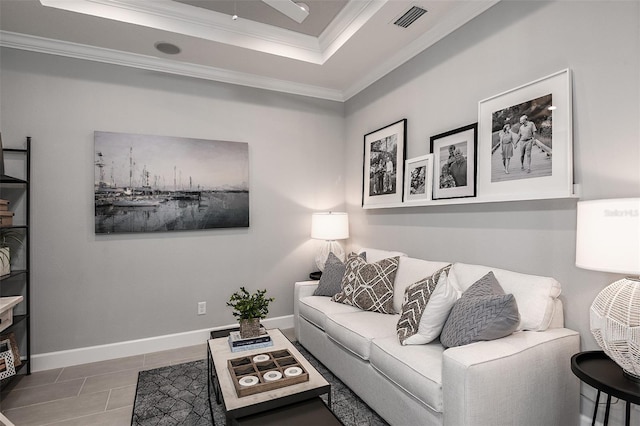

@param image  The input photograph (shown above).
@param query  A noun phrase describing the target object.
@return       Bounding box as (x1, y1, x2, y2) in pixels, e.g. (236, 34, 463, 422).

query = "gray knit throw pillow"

(440, 271, 520, 348)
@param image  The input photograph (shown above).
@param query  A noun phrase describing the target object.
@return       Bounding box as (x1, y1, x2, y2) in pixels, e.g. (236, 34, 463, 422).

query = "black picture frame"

(430, 123, 477, 200)
(362, 119, 407, 208)
(0, 133, 5, 177)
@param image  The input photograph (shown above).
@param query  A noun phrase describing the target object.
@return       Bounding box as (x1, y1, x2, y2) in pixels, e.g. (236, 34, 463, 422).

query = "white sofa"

(294, 248, 580, 426)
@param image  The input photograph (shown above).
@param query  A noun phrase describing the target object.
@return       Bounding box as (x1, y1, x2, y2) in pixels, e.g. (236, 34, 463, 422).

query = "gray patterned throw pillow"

(314, 252, 346, 297)
(332, 252, 368, 306)
(351, 256, 400, 314)
(396, 265, 451, 345)
(440, 271, 520, 348)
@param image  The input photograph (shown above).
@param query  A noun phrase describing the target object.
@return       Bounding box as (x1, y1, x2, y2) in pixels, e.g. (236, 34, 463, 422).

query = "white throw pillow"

(404, 271, 460, 345)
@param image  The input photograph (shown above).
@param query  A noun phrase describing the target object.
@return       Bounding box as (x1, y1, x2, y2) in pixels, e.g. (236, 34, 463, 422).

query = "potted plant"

(0, 229, 23, 277)
(227, 287, 275, 338)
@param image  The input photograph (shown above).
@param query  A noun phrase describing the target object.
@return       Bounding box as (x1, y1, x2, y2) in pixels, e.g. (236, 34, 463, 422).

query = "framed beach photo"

(477, 69, 573, 200)
(403, 154, 433, 203)
(362, 119, 406, 208)
(430, 123, 477, 200)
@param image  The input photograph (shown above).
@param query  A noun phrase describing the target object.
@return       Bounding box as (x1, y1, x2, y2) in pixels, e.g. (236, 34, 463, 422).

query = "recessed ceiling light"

(296, 2, 309, 13)
(154, 42, 181, 55)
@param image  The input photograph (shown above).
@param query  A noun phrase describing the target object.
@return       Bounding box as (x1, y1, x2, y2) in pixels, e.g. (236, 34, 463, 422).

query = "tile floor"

(0, 328, 296, 426)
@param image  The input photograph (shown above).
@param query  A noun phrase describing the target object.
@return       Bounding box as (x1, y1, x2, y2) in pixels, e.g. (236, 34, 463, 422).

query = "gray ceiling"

(0, 0, 500, 101)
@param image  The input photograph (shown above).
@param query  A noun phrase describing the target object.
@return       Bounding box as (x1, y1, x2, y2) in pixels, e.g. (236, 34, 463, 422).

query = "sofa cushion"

(397, 265, 451, 345)
(298, 296, 361, 330)
(440, 272, 520, 348)
(369, 335, 445, 412)
(450, 263, 561, 331)
(358, 248, 408, 263)
(325, 311, 399, 360)
(392, 257, 452, 313)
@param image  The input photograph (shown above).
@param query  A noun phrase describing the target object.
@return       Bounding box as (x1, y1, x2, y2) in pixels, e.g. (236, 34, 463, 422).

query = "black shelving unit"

(0, 136, 31, 387)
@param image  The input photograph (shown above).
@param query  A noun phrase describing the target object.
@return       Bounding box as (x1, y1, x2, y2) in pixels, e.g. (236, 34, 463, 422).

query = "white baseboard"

(31, 315, 294, 372)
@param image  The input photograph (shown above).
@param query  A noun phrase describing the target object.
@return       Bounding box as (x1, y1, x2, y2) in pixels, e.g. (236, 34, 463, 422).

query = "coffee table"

(207, 328, 332, 425)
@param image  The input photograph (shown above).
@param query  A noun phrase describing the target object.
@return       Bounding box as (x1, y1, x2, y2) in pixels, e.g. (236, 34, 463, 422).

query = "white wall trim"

(31, 315, 294, 372)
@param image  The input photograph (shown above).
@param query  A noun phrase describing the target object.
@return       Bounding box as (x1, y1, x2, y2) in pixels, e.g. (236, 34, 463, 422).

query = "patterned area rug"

(132, 343, 388, 425)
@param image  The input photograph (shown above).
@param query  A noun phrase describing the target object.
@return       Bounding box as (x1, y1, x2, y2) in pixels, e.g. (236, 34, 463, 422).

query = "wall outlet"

(197, 301, 206, 315)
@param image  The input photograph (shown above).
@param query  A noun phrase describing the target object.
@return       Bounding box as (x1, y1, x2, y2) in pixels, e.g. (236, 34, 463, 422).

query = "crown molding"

(318, 0, 387, 60)
(40, 0, 324, 63)
(38, 0, 388, 65)
(0, 31, 345, 102)
(3, 1, 499, 103)
(342, 0, 501, 100)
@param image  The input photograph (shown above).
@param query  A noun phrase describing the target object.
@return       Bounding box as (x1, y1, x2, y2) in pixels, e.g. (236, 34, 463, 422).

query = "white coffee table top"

(208, 328, 330, 413)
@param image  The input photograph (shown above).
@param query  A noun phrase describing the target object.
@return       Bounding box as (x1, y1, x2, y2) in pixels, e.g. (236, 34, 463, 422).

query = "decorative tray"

(227, 349, 309, 397)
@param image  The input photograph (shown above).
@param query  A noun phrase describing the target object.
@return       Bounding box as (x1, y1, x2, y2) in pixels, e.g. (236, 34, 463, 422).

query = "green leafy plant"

(227, 287, 275, 320)
(0, 229, 24, 270)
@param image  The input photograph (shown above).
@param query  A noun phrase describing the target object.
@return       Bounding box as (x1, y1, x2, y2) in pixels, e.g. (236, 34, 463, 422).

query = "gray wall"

(345, 0, 639, 350)
(0, 49, 345, 353)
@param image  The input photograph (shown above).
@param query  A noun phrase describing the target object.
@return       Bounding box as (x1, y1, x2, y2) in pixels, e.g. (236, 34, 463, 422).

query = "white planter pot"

(0, 247, 10, 277)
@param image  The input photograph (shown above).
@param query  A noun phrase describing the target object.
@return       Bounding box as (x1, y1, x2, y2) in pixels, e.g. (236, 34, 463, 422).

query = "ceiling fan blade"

(261, 0, 309, 24)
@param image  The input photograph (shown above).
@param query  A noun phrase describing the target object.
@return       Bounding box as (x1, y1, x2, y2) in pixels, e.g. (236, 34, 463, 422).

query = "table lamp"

(311, 212, 349, 271)
(576, 198, 640, 381)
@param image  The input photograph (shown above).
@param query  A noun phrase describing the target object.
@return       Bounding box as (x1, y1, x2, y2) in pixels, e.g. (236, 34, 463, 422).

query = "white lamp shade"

(311, 212, 349, 241)
(576, 198, 640, 275)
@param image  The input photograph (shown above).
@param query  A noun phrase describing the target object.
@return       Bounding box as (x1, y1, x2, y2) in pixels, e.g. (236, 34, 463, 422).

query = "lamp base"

(315, 240, 345, 271)
(590, 277, 640, 380)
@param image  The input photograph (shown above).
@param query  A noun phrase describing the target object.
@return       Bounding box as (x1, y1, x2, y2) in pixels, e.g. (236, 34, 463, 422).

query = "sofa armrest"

(294, 280, 319, 340)
(442, 328, 580, 426)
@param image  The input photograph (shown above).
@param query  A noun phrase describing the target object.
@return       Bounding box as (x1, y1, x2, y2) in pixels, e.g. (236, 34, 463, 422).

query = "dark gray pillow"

(313, 252, 346, 297)
(440, 271, 520, 348)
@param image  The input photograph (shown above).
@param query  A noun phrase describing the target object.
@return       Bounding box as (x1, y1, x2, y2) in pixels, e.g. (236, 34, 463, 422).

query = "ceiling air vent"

(393, 6, 427, 28)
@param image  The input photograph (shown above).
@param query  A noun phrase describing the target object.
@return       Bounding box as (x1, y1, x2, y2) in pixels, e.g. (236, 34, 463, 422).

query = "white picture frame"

(403, 154, 433, 203)
(477, 69, 573, 201)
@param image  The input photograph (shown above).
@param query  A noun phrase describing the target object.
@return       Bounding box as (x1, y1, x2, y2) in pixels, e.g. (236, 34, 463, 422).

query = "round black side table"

(571, 351, 640, 426)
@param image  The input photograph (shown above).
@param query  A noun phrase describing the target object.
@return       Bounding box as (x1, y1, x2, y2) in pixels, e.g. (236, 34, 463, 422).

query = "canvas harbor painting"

(94, 131, 249, 234)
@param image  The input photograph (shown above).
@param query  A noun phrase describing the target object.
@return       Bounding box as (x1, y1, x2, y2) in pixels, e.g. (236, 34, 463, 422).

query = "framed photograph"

(430, 123, 477, 200)
(403, 154, 433, 203)
(0, 133, 4, 177)
(478, 69, 573, 200)
(94, 132, 249, 234)
(362, 119, 406, 208)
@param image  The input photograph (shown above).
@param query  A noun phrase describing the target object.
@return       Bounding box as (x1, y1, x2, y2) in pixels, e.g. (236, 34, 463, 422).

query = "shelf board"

(0, 174, 27, 185)
(0, 270, 28, 282)
(0, 225, 28, 230)
(363, 192, 579, 209)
